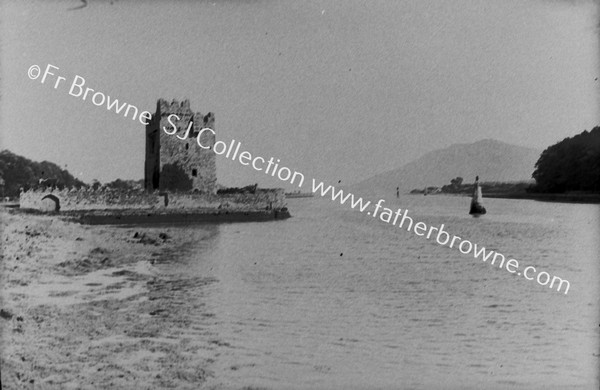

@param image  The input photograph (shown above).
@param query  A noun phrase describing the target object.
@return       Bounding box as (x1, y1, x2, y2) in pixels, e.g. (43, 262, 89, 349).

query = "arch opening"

(41, 194, 60, 212)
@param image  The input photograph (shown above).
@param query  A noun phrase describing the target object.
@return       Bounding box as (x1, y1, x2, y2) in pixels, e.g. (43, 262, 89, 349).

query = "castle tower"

(144, 99, 217, 193)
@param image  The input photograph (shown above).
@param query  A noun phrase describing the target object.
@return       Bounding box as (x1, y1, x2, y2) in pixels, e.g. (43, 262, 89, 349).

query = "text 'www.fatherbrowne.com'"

(310, 180, 570, 294)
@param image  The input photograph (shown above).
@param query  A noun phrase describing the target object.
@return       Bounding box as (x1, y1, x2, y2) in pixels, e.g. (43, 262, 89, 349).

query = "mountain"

(0, 150, 87, 198)
(352, 139, 541, 196)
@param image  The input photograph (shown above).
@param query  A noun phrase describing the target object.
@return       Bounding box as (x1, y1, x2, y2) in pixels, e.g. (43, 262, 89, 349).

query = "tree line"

(0, 150, 87, 198)
(0, 150, 143, 199)
(531, 126, 600, 193)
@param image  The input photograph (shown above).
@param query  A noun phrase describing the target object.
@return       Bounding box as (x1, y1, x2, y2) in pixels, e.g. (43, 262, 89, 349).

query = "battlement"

(157, 98, 193, 116)
(197, 111, 215, 129)
(153, 99, 215, 127)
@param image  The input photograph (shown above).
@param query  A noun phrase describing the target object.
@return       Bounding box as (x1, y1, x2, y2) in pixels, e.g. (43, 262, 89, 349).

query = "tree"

(0, 150, 87, 197)
(532, 127, 600, 193)
(450, 177, 463, 188)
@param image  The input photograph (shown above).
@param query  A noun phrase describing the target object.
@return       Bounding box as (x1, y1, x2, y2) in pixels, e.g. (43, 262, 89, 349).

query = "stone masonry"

(144, 99, 217, 193)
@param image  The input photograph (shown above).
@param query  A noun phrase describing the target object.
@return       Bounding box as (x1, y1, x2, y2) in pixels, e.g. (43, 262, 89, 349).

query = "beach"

(0, 209, 219, 389)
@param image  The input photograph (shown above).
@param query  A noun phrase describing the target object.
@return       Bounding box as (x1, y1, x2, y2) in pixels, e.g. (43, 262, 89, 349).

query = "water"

(154, 195, 599, 389)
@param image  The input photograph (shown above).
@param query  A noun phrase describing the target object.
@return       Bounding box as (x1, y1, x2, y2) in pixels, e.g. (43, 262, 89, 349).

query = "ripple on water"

(175, 198, 600, 389)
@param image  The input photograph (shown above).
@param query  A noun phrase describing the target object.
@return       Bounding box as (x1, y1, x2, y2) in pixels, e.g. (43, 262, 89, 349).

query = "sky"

(1, 0, 599, 189)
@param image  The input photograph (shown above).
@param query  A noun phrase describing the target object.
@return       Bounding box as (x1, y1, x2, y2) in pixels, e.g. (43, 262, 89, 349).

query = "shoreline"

(481, 192, 600, 204)
(0, 208, 222, 388)
(414, 192, 600, 204)
(63, 207, 291, 225)
(14, 206, 291, 225)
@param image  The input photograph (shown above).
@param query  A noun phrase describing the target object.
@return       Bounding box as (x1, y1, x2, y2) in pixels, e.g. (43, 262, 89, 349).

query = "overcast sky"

(1, 0, 598, 188)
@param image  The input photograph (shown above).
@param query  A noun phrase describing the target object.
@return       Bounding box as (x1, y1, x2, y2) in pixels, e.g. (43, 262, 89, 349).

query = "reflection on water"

(156, 195, 599, 389)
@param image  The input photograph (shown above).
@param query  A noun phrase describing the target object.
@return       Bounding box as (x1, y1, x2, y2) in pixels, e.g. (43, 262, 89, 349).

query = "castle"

(144, 99, 217, 193)
(20, 99, 289, 220)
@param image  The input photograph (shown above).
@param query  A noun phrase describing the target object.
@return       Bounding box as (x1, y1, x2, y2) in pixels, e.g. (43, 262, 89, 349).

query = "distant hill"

(0, 150, 87, 198)
(352, 139, 541, 196)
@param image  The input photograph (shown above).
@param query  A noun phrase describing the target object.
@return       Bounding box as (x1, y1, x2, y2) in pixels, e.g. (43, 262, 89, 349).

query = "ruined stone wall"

(20, 188, 286, 212)
(219, 189, 286, 210)
(19, 188, 162, 211)
(167, 189, 286, 210)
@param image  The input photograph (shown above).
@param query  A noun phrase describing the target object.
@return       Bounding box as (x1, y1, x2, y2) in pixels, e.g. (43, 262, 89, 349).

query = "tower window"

(192, 169, 198, 177)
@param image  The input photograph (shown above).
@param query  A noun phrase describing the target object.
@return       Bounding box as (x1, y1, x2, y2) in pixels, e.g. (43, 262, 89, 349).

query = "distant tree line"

(437, 177, 531, 195)
(102, 178, 144, 191)
(532, 127, 600, 193)
(0, 150, 146, 199)
(0, 150, 87, 198)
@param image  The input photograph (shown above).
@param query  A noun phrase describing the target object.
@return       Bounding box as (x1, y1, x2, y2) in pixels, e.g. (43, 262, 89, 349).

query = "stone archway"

(41, 194, 60, 212)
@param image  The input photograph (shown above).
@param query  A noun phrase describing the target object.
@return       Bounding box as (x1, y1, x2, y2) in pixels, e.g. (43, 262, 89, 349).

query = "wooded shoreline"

(416, 191, 600, 204)
(483, 192, 600, 204)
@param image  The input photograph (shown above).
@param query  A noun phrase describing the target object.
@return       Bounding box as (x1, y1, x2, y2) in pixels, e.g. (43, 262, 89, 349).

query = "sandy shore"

(1, 208, 222, 389)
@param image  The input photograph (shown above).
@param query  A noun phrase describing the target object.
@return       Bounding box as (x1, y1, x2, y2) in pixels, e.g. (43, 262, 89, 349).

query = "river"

(153, 194, 599, 389)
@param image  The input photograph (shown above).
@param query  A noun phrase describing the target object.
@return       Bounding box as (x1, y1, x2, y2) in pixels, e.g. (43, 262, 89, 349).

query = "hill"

(0, 150, 87, 198)
(352, 139, 541, 196)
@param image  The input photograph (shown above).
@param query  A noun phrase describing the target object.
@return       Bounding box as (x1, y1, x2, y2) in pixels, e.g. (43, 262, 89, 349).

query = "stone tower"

(144, 99, 217, 193)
